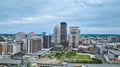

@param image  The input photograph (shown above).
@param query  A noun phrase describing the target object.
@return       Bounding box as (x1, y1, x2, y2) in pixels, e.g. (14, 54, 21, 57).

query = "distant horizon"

(0, 33, 120, 35)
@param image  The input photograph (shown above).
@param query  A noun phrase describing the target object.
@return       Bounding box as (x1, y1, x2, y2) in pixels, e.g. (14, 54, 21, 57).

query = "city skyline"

(0, 0, 120, 34)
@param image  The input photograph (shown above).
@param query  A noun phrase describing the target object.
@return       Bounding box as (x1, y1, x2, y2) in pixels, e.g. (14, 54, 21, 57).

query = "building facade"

(27, 38, 41, 53)
(60, 22, 67, 48)
(43, 35, 51, 48)
(69, 26, 80, 48)
(0, 42, 7, 55)
(108, 50, 120, 62)
(53, 24, 60, 44)
(27, 32, 37, 39)
(0, 42, 21, 55)
(0, 36, 5, 41)
(15, 32, 26, 41)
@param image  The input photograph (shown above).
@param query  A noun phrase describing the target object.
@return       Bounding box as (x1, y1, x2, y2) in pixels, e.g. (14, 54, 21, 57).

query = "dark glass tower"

(60, 22, 67, 48)
(43, 35, 51, 48)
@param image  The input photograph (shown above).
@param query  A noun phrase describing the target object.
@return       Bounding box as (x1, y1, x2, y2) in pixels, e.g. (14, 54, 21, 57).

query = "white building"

(27, 32, 37, 39)
(8, 42, 21, 55)
(95, 45, 104, 54)
(13, 43, 21, 55)
(21, 38, 27, 51)
(15, 32, 26, 41)
(108, 50, 120, 62)
(53, 24, 60, 44)
(69, 26, 80, 48)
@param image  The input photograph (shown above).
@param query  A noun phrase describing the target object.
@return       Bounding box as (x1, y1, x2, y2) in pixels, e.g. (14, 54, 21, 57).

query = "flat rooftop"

(29, 58, 59, 64)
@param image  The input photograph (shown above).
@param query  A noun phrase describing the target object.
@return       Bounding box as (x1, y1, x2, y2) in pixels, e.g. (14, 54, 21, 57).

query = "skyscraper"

(69, 26, 80, 48)
(53, 24, 60, 44)
(60, 22, 67, 48)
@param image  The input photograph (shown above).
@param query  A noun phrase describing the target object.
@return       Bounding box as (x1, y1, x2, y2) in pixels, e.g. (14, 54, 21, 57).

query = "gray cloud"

(0, 0, 120, 34)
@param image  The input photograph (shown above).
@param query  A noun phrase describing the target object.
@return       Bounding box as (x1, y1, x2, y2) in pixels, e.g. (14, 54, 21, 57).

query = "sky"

(0, 0, 120, 34)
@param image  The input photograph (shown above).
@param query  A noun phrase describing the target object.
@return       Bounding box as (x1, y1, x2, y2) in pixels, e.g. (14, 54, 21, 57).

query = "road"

(66, 64, 120, 67)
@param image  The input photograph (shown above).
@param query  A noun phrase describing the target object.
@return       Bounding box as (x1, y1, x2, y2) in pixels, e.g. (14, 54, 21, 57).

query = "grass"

(47, 51, 90, 62)
(74, 54, 90, 61)
(67, 54, 90, 61)
(47, 51, 102, 64)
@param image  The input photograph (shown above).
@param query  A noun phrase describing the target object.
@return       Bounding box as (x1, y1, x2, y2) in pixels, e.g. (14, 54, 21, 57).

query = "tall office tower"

(43, 35, 51, 48)
(27, 32, 37, 39)
(60, 22, 67, 48)
(69, 26, 80, 48)
(27, 37, 41, 53)
(53, 24, 60, 44)
(15, 32, 26, 41)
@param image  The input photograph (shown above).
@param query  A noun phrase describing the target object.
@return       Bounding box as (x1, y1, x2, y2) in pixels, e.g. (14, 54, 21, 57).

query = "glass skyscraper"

(60, 22, 67, 48)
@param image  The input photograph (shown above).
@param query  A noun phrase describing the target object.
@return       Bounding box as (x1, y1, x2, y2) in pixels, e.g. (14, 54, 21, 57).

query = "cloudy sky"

(0, 0, 120, 34)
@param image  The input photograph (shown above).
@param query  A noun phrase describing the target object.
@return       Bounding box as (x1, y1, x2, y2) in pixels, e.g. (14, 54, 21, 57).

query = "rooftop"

(109, 50, 120, 55)
(78, 45, 88, 48)
(17, 32, 25, 34)
(29, 32, 36, 34)
(29, 58, 59, 64)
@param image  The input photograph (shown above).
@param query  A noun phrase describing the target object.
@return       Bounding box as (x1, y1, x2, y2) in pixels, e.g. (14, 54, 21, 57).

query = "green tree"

(65, 51, 76, 58)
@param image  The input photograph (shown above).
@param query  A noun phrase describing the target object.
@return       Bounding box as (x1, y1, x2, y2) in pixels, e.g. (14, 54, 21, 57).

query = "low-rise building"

(108, 50, 120, 62)
(0, 42, 7, 55)
(88, 45, 94, 51)
(78, 45, 88, 53)
(53, 45, 63, 51)
(95, 45, 104, 55)
(117, 44, 120, 48)
(28, 58, 60, 67)
(78, 45, 95, 54)
(7, 42, 21, 55)
(88, 45, 95, 54)
(0, 42, 21, 59)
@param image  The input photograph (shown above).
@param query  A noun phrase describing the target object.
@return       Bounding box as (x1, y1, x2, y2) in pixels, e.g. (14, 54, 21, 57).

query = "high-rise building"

(15, 32, 26, 41)
(60, 22, 67, 48)
(69, 26, 80, 48)
(27, 37, 41, 53)
(53, 24, 60, 44)
(43, 35, 51, 48)
(27, 32, 37, 39)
